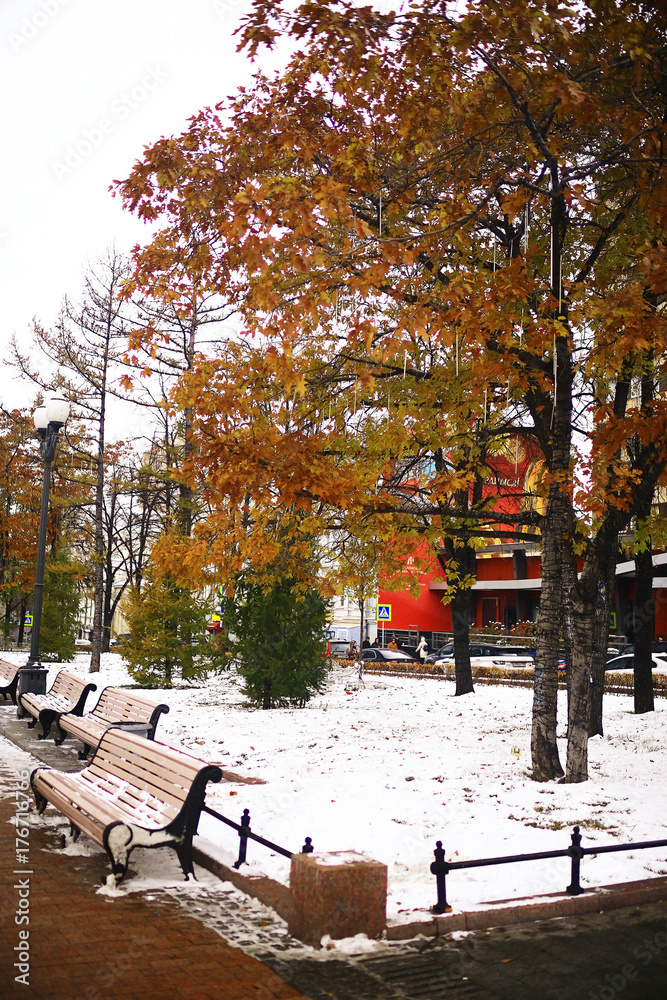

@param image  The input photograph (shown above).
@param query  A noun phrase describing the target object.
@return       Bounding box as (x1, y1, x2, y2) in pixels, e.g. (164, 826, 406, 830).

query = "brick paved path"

(0, 761, 306, 1000)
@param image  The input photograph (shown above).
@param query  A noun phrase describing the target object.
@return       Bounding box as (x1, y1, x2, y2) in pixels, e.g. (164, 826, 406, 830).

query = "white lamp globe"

(33, 405, 48, 431)
(45, 395, 70, 426)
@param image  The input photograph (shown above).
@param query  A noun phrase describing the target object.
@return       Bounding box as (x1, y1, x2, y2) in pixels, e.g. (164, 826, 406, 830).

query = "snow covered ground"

(2, 651, 666, 921)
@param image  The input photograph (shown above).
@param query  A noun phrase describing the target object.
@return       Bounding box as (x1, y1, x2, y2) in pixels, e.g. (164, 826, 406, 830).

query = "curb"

(386, 875, 667, 939)
(191, 841, 667, 943)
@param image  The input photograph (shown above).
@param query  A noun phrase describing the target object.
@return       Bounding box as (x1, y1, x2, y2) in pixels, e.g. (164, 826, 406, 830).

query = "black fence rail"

(202, 803, 313, 869)
(430, 826, 667, 913)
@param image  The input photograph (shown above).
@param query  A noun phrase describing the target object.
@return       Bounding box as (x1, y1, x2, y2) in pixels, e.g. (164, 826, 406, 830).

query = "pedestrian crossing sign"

(377, 604, 391, 622)
(25, 613, 33, 627)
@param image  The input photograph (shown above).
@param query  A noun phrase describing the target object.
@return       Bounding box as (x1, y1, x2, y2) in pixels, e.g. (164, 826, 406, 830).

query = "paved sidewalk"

(2, 707, 667, 1000)
(0, 765, 306, 1000)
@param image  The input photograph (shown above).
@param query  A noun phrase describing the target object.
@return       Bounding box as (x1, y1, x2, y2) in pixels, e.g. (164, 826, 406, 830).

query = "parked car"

(604, 653, 667, 671)
(361, 648, 418, 663)
(434, 651, 535, 669)
(612, 641, 667, 658)
(425, 642, 533, 664)
(328, 639, 355, 658)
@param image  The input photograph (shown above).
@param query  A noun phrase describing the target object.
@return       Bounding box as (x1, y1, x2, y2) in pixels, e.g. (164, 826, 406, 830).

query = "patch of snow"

(4, 654, 667, 923)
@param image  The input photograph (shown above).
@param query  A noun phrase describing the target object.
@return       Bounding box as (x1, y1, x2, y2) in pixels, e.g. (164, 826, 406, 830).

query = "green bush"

(122, 576, 225, 687)
(225, 576, 330, 708)
(39, 549, 82, 662)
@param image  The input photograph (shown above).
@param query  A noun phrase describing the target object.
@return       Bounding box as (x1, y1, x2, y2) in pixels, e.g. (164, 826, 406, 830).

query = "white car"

(434, 653, 535, 669)
(605, 653, 667, 672)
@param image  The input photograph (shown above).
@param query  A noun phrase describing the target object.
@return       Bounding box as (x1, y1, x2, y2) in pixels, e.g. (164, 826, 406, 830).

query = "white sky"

(0, 0, 285, 410)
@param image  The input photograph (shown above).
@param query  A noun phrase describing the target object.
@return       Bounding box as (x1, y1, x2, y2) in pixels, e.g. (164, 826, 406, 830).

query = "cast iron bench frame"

(31, 728, 223, 883)
(0, 659, 20, 705)
(55, 687, 170, 758)
(20, 669, 98, 739)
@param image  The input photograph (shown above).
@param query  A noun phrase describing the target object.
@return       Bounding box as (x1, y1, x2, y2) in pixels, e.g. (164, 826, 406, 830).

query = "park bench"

(0, 659, 20, 705)
(55, 687, 170, 758)
(20, 669, 98, 740)
(31, 728, 223, 883)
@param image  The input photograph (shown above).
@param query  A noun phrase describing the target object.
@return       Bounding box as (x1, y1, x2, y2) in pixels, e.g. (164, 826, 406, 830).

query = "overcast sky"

(0, 0, 289, 411)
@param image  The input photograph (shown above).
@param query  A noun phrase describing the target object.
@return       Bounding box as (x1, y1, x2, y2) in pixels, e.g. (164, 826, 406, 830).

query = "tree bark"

(439, 541, 474, 696)
(530, 485, 567, 781)
(451, 587, 474, 696)
(589, 547, 616, 737)
(634, 543, 655, 714)
(566, 588, 594, 783)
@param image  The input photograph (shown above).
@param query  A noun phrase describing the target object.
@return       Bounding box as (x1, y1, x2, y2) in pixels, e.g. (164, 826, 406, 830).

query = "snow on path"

(5, 651, 666, 918)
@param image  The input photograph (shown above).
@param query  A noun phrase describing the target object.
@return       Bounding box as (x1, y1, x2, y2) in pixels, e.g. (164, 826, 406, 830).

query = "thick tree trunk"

(440, 541, 474, 696)
(634, 544, 655, 714)
(451, 588, 474, 696)
(531, 487, 567, 781)
(566, 592, 594, 782)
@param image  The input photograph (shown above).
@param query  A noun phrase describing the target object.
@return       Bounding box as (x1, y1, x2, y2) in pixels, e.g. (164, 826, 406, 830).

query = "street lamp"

(17, 395, 71, 715)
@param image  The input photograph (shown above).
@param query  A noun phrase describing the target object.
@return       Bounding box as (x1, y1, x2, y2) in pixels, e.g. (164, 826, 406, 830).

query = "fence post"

(566, 825, 584, 895)
(233, 808, 251, 869)
(430, 840, 452, 913)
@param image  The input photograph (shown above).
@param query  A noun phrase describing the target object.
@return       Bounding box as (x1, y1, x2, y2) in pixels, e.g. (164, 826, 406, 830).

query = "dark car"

(424, 642, 532, 664)
(361, 648, 418, 663)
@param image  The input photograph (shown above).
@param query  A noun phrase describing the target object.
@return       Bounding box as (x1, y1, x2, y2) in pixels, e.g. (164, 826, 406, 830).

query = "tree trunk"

(262, 675, 272, 710)
(359, 598, 365, 649)
(566, 590, 594, 783)
(531, 486, 567, 781)
(589, 547, 616, 737)
(89, 440, 105, 673)
(439, 541, 474, 696)
(18, 602, 26, 645)
(451, 588, 474, 695)
(634, 544, 655, 714)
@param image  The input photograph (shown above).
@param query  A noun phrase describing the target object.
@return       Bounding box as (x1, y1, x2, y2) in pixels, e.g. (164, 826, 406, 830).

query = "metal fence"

(202, 803, 313, 869)
(430, 826, 667, 913)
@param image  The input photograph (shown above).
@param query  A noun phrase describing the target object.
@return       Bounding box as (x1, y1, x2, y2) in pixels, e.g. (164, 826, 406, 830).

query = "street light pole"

(17, 395, 71, 715)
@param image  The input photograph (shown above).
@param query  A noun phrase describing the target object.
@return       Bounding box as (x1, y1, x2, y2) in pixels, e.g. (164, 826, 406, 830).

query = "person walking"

(346, 640, 359, 660)
(416, 635, 428, 663)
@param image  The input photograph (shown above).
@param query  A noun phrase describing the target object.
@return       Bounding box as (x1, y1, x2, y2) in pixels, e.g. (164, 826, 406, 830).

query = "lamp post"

(17, 395, 71, 715)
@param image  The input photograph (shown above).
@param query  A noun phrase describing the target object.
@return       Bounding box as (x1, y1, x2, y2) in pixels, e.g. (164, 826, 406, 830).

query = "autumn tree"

(12, 250, 137, 672)
(116, 0, 667, 782)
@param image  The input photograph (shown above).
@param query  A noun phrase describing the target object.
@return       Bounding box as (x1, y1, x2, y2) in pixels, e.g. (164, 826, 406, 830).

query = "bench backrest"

(91, 688, 169, 725)
(88, 729, 219, 815)
(50, 670, 91, 701)
(0, 659, 19, 682)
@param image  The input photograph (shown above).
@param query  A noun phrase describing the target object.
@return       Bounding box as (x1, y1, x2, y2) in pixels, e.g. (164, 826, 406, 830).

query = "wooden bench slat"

(35, 772, 176, 834)
(84, 760, 187, 812)
(20, 669, 97, 739)
(37, 765, 181, 827)
(56, 688, 169, 756)
(0, 660, 20, 704)
(102, 728, 203, 775)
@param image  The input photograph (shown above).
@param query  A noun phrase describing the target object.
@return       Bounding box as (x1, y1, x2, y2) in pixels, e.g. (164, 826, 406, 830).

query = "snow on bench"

(20, 669, 98, 739)
(31, 728, 223, 884)
(55, 687, 170, 758)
